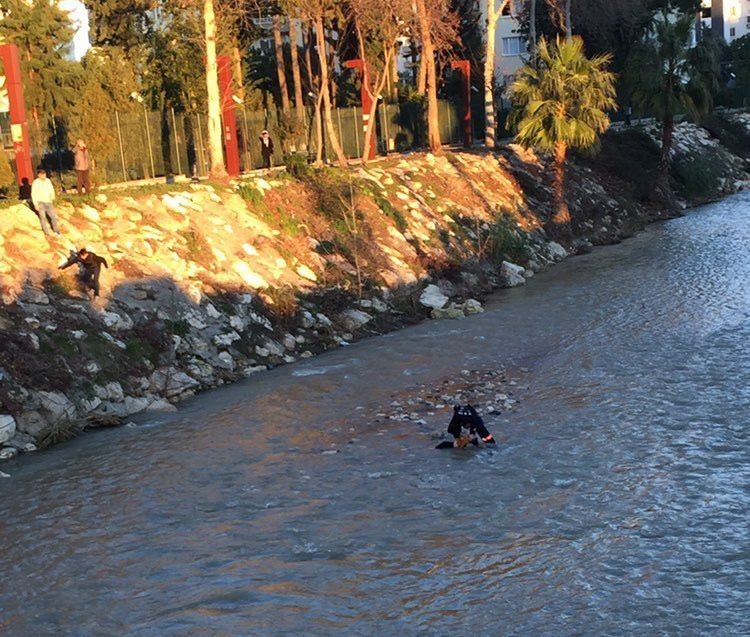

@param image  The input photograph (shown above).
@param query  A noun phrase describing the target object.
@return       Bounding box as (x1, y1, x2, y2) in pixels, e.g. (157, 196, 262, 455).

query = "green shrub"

(672, 156, 720, 200)
(284, 152, 311, 178)
(0, 148, 15, 198)
(488, 215, 533, 264)
(237, 183, 264, 205)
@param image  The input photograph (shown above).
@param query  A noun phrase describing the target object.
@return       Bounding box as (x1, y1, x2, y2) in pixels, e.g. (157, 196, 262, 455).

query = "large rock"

(37, 391, 77, 424)
(339, 309, 373, 331)
(15, 411, 49, 438)
(431, 305, 466, 320)
(546, 241, 568, 262)
(499, 261, 526, 288)
(0, 415, 16, 445)
(420, 284, 449, 310)
(150, 368, 200, 398)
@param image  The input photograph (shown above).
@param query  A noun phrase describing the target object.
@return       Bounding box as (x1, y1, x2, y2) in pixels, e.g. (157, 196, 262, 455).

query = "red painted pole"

(451, 60, 472, 149)
(0, 43, 34, 184)
(344, 59, 376, 161)
(217, 54, 240, 177)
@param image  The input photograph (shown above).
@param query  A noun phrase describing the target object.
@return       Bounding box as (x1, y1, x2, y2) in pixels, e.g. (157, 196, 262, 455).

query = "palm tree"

(629, 10, 719, 201)
(509, 36, 616, 232)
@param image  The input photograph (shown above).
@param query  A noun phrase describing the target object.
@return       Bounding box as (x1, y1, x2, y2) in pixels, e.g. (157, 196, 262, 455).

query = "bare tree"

(204, 0, 227, 177)
(349, 0, 410, 163)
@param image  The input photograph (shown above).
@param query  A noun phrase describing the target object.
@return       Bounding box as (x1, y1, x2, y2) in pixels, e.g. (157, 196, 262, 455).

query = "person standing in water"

(436, 405, 496, 449)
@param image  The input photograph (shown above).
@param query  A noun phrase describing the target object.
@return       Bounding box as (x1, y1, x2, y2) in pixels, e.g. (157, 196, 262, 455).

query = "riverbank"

(1, 115, 748, 461)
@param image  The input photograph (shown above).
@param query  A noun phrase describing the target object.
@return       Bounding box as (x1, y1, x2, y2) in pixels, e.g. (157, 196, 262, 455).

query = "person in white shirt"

(31, 168, 61, 236)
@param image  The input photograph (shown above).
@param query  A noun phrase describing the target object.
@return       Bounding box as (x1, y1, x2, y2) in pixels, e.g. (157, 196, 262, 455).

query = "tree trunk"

(417, 51, 427, 94)
(288, 17, 305, 122)
(391, 53, 399, 100)
(415, 0, 441, 152)
(485, 1, 498, 149)
(314, 15, 347, 167)
(565, 0, 572, 40)
(273, 14, 291, 112)
(655, 114, 674, 200)
(204, 0, 226, 178)
(529, 0, 537, 61)
(232, 43, 245, 103)
(552, 141, 570, 229)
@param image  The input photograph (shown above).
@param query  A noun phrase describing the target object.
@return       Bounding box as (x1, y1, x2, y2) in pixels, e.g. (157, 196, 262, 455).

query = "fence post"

(171, 107, 182, 175)
(115, 110, 127, 182)
(353, 106, 360, 159)
(242, 105, 252, 170)
(195, 114, 206, 177)
(143, 106, 156, 179)
(382, 103, 391, 154)
(336, 107, 345, 158)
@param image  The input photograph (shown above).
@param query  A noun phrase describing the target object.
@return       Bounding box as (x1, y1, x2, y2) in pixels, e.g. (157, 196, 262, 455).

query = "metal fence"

(3, 100, 464, 185)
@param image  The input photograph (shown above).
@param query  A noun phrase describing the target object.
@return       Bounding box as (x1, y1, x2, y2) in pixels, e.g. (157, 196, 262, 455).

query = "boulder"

(0, 415, 16, 445)
(37, 391, 77, 424)
(499, 261, 526, 288)
(431, 305, 466, 320)
(462, 299, 484, 315)
(150, 368, 200, 398)
(420, 284, 449, 310)
(339, 309, 373, 331)
(546, 241, 568, 262)
(15, 411, 50, 438)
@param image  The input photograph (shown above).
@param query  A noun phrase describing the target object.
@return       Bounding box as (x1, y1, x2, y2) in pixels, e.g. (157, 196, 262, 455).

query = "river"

(2, 193, 749, 636)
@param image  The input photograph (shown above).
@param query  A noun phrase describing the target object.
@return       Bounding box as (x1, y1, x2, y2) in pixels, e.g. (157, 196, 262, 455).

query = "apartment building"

(702, 0, 750, 42)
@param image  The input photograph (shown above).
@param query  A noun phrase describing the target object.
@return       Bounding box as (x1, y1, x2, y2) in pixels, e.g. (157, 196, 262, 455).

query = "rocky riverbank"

(1, 115, 748, 463)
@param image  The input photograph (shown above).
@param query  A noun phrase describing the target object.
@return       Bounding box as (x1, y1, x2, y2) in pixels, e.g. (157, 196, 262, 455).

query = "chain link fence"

(3, 100, 464, 186)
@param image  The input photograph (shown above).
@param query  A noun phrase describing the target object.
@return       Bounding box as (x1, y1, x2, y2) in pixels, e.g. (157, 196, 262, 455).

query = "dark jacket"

(447, 405, 495, 444)
(259, 136, 274, 157)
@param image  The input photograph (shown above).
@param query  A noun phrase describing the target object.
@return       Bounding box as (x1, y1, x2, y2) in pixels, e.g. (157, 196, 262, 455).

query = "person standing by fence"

(31, 168, 61, 236)
(259, 130, 274, 171)
(74, 139, 91, 194)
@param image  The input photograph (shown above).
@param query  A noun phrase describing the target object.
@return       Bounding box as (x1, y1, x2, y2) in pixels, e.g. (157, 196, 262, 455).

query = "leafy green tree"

(629, 9, 720, 200)
(0, 0, 80, 153)
(69, 48, 141, 180)
(0, 147, 16, 197)
(509, 36, 616, 232)
(729, 34, 750, 106)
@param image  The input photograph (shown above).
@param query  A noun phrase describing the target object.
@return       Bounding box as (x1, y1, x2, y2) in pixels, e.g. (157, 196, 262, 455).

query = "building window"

(730, 27, 736, 37)
(259, 38, 274, 52)
(502, 36, 524, 56)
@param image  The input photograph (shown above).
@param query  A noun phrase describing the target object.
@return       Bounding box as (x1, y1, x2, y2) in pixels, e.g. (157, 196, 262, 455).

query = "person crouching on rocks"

(59, 248, 108, 298)
(436, 404, 496, 449)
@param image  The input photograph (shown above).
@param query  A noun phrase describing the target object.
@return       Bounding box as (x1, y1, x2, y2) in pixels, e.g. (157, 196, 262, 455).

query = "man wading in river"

(436, 405, 496, 449)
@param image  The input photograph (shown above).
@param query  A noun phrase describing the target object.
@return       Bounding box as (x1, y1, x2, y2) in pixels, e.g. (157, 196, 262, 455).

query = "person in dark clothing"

(59, 248, 108, 297)
(18, 177, 32, 203)
(436, 404, 496, 449)
(259, 130, 274, 170)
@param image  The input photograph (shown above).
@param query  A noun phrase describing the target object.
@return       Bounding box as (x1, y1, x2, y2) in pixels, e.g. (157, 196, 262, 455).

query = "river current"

(1, 193, 749, 636)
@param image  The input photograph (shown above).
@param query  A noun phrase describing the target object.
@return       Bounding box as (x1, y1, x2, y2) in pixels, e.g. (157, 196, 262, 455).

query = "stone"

(150, 368, 200, 398)
(146, 398, 178, 413)
(0, 447, 18, 461)
(296, 265, 317, 281)
(229, 315, 245, 331)
(37, 391, 77, 424)
(282, 333, 297, 350)
(104, 382, 125, 403)
(217, 352, 235, 371)
(205, 303, 222, 319)
(15, 411, 49, 437)
(0, 415, 16, 444)
(242, 365, 267, 376)
(420, 284, 449, 310)
(499, 261, 526, 288)
(431, 305, 465, 320)
(340, 309, 373, 331)
(315, 313, 332, 328)
(233, 261, 269, 289)
(123, 396, 151, 415)
(81, 397, 102, 414)
(19, 288, 49, 305)
(546, 241, 568, 262)
(371, 298, 388, 313)
(462, 299, 484, 315)
(213, 331, 241, 348)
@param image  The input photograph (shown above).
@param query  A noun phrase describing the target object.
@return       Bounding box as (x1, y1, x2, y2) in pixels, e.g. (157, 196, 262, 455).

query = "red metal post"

(0, 43, 34, 184)
(451, 60, 472, 149)
(217, 54, 240, 177)
(344, 59, 377, 161)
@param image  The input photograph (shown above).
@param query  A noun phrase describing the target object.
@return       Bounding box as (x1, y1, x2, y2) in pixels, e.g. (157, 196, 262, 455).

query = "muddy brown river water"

(1, 192, 749, 636)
